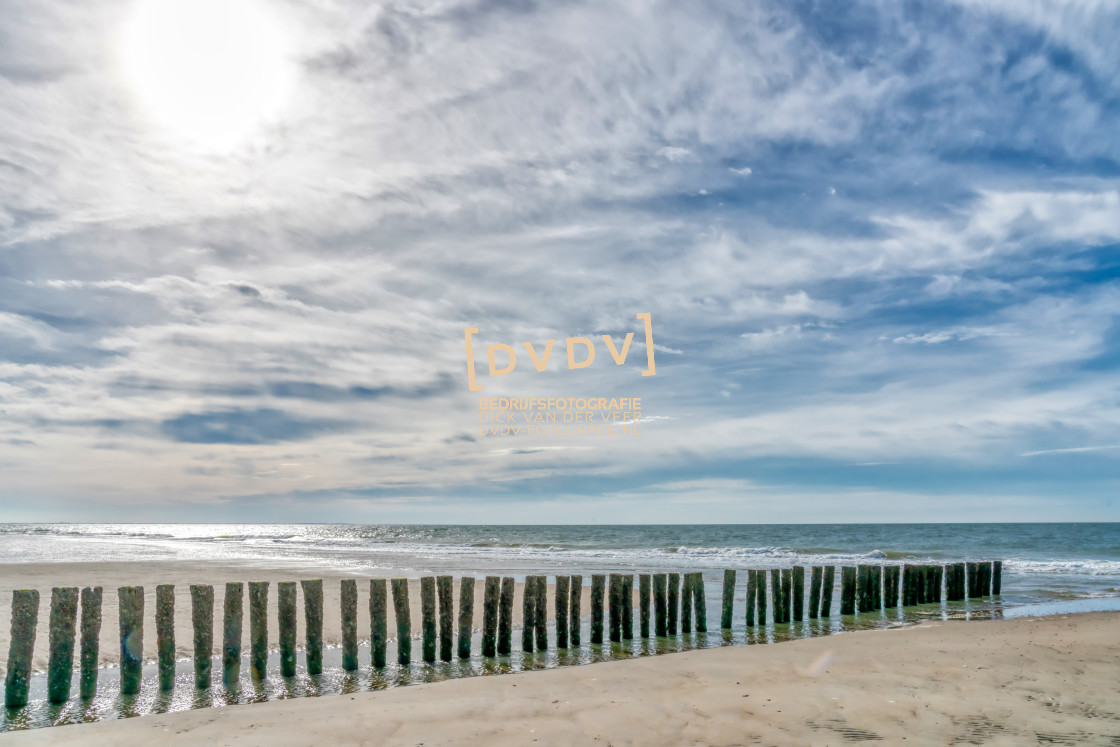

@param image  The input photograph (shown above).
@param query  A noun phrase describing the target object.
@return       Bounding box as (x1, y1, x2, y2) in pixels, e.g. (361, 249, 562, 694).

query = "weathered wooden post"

(621, 574, 635, 639)
(458, 576, 475, 659)
(884, 566, 899, 608)
(856, 565, 870, 613)
(277, 582, 296, 676)
(521, 576, 536, 653)
(871, 566, 882, 610)
(781, 569, 793, 623)
(993, 561, 1002, 596)
(693, 573, 707, 633)
(392, 579, 412, 665)
(653, 573, 668, 636)
(934, 565, 945, 604)
(341, 579, 358, 671)
(667, 573, 680, 634)
(808, 566, 822, 620)
(954, 563, 967, 600)
(370, 579, 388, 667)
(249, 582, 269, 679)
(608, 573, 623, 642)
(902, 566, 915, 606)
(981, 562, 992, 597)
(590, 574, 605, 644)
(757, 569, 769, 623)
(422, 576, 437, 662)
(556, 575, 570, 648)
(792, 567, 805, 621)
(79, 586, 102, 699)
(438, 575, 454, 662)
(680, 573, 693, 633)
(155, 584, 175, 692)
(301, 580, 323, 676)
(840, 567, 856, 615)
(482, 576, 500, 657)
(191, 584, 214, 687)
(4, 589, 39, 708)
(720, 570, 736, 629)
(638, 574, 651, 638)
(966, 561, 979, 598)
(534, 575, 548, 651)
(48, 586, 79, 703)
(497, 577, 514, 655)
(223, 582, 243, 687)
(118, 586, 144, 695)
(569, 574, 583, 646)
(821, 566, 834, 617)
(746, 569, 758, 627)
(769, 569, 782, 623)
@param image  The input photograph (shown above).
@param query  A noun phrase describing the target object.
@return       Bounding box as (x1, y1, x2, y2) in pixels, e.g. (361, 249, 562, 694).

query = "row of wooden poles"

(3, 561, 1001, 708)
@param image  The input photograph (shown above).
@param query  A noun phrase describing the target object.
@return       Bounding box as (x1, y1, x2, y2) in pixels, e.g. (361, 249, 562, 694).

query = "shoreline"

(3, 611, 1117, 745)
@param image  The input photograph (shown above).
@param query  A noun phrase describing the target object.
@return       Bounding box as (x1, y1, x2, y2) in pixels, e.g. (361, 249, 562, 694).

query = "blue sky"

(0, 0, 1118, 522)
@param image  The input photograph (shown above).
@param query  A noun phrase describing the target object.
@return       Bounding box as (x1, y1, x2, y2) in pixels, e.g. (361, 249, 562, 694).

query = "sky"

(0, 0, 1118, 523)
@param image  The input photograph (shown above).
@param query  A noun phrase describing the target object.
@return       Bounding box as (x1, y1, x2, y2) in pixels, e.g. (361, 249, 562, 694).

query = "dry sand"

(4, 610, 1119, 745)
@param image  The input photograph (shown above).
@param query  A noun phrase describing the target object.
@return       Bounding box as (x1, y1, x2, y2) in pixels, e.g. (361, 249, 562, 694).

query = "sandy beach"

(1, 610, 1115, 745)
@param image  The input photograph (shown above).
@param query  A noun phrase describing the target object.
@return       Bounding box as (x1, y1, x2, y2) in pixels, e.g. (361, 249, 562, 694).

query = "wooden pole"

(870, 566, 882, 610)
(808, 567, 822, 620)
(666, 573, 680, 634)
(926, 565, 938, 603)
(780, 569, 792, 624)
(993, 561, 1002, 596)
(370, 579, 388, 667)
(840, 567, 856, 615)
(934, 565, 945, 604)
(902, 565, 914, 606)
(569, 574, 582, 647)
(757, 570, 769, 623)
(534, 576, 548, 651)
(191, 584, 214, 687)
(769, 569, 782, 623)
(278, 582, 297, 676)
(884, 566, 898, 608)
(621, 574, 635, 639)
(792, 567, 805, 621)
(556, 575, 570, 648)
(497, 577, 514, 655)
(155, 584, 174, 692)
(521, 576, 536, 653)
(745, 569, 757, 627)
(590, 574, 605, 644)
(720, 570, 736, 629)
(680, 573, 693, 633)
(482, 576, 499, 657)
(392, 578, 412, 665)
(693, 573, 707, 633)
(982, 562, 993, 597)
(438, 575, 454, 662)
(249, 582, 269, 679)
(857, 565, 870, 613)
(820, 566, 834, 618)
(118, 586, 144, 695)
(223, 581, 243, 687)
(422, 576, 437, 662)
(608, 573, 623, 642)
(458, 576, 475, 659)
(638, 574, 651, 638)
(653, 573, 668, 636)
(79, 586, 102, 699)
(341, 579, 358, 671)
(301, 580, 323, 676)
(48, 586, 79, 703)
(5, 589, 39, 708)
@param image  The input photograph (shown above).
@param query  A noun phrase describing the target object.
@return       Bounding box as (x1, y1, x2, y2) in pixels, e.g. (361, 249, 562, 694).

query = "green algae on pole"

(792, 567, 805, 621)
(638, 573, 651, 638)
(745, 570, 757, 627)
(870, 566, 882, 611)
(223, 581, 243, 687)
(534, 575, 549, 651)
(993, 561, 1002, 596)
(301, 580, 324, 675)
(498, 576, 514, 655)
(555, 575, 570, 648)
(653, 573, 668, 636)
(191, 584, 214, 687)
(370, 579, 388, 667)
(341, 579, 358, 671)
(482, 576, 500, 657)
(621, 574, 635, 639)
(590, 574, 606, 644)
(438, 575, 454, 662)
(780, 569, 792, 624)
(884, 566, 900, 608)
(820, 566, 834, 618)
(720, 570, 736, 629)
(79, 586, 102, 699)
(5, 589, 39, 708)
(680, 573, 693, 633)
(856, 565, 870, 613)
(118, 586, 144, 695)
(808, 566, 822, 620)
(421, 576, 437, 662)
(840, 567, 856, 615)
(692, 573, 707, 633)
(666, 573, 680, 635)
(48, 586, 79, 703)
(569, 574, 582, 647)
(155, 584, 175, 692)
(392, 578, 412, 665)
(769, 569, 782, 624)
(458, 576, 475, 659)
(757, 570, 769, 624)
(277, 582, 297, 676)
(608, 573, 623, 642)
(521, 576, 536, 653)
(249, 581, 269, 679)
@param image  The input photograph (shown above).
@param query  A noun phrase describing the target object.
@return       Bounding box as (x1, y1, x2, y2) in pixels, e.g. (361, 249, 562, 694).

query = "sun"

(120, 0, 293, 151)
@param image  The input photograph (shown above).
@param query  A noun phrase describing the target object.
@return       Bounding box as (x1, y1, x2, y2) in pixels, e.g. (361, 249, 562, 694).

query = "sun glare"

(120, 0, 293, 151)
